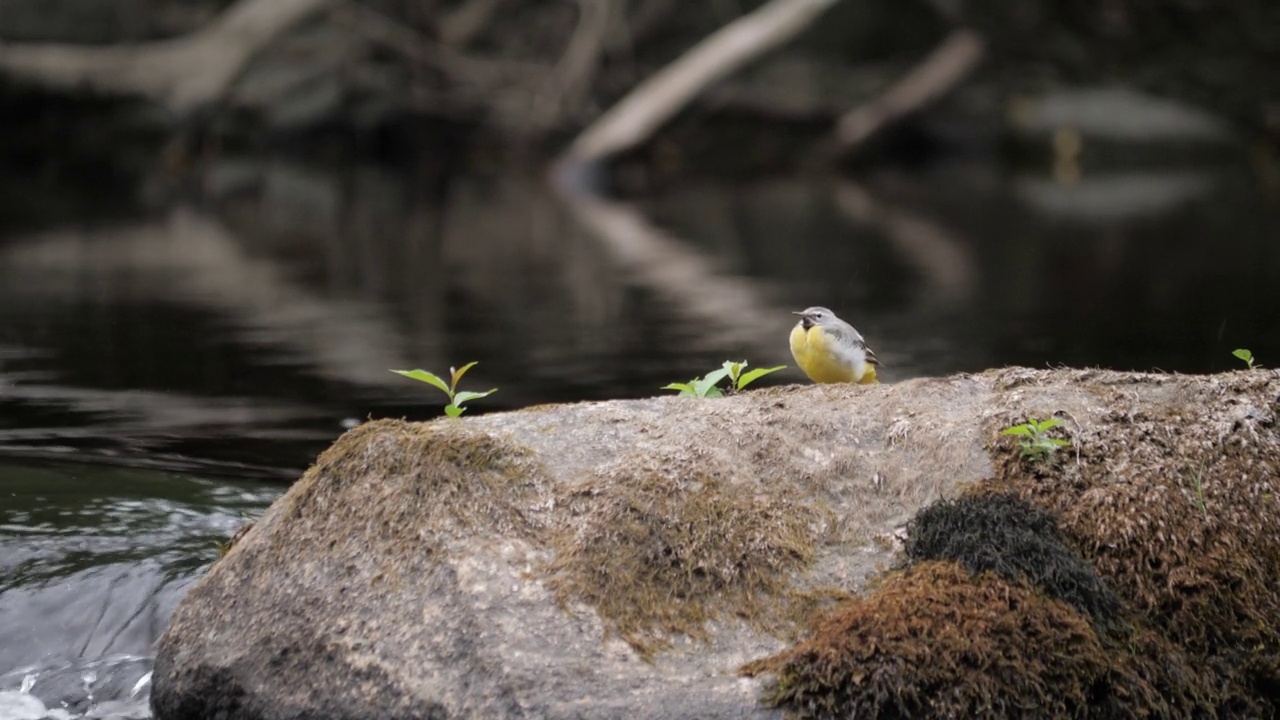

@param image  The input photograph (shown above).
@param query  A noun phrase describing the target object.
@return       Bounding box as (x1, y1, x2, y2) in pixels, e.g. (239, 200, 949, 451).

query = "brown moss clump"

(904, 492, 1120, 626)
(280, 418, 545, 545)
(1091, 622, 1228, 719)
(547, 470, 815, 656)
(746, 561, 1226, 720)
(990, 376, 1280, 706)
(746, 561, 1112, 719)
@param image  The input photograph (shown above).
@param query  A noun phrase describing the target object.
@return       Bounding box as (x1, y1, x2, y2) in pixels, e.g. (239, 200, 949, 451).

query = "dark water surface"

(1, 151, 1277, 716)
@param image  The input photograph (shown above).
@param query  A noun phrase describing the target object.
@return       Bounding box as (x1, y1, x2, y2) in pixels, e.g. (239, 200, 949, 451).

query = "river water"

(1, 147, 1277, 717)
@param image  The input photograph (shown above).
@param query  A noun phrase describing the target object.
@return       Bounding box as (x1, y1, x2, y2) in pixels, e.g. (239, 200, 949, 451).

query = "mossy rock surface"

(750, 367, 1280, 719)
(152, 367, 1280, 719)
(903, 492, 1121, 626)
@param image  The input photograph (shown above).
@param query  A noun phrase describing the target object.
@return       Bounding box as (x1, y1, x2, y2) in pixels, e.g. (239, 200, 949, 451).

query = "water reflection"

(0, 147, 1276, 718)
(0, 156, 1277, 474)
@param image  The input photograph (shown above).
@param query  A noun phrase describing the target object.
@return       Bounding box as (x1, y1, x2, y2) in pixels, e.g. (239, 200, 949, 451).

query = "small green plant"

(1186, 464, 1208, 520)
(724, 360, 787, 391)
(1232, 348, 1259, 369)
(1001, 417, 1071, 462)
(391, 361, 497, 417)
(662, 360, 786, 398)
(216, 516, 257, 558)
(663, 373, 728, 398)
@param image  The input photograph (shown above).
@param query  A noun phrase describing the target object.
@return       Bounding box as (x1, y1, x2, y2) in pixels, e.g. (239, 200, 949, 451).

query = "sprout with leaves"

(391, 362, 497, 417)
(663, 360, 786, 398)
(1002, 417, 1071, 463)
(1232, 348, 1260, 370)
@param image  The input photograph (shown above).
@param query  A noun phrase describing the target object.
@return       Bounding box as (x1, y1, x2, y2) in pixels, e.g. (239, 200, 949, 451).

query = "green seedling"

(1232, 348, 1259, 369)
(723, 360, 786, 391)
(1186, 464, 1208, 520)
(662, 360, 786, 397)
(392, 361, 497, 417)
(216, 516, 257, 558)
(1001, 417, 1071, 462)
(663, 372, 728, 398)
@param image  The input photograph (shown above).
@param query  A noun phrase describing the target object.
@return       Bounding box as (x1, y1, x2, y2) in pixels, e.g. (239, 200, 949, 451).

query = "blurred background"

(0, 0, 1277, 717)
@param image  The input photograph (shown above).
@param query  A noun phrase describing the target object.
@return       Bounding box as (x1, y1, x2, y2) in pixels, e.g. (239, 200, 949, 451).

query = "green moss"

(215, 519, 256, 560)
(546, 470, 816, 657)
(281, 419, 543, 543)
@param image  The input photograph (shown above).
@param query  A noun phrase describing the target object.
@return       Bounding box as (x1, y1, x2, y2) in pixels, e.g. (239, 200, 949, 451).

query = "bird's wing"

(830, 320, 882, 367)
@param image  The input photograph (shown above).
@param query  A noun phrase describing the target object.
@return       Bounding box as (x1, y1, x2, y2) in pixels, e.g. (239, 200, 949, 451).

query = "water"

(0, 148, 1277, 717)
(0, 461, 281, 719)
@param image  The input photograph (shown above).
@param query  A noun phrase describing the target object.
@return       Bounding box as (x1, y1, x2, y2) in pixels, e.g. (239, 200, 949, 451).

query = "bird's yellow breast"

(789, 324, 877, 384)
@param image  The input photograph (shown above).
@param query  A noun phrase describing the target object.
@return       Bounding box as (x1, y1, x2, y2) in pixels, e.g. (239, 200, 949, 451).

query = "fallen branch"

(0, 0, 335, 115)
(561, 0, 843, 165)
(835, 27, 985, 151)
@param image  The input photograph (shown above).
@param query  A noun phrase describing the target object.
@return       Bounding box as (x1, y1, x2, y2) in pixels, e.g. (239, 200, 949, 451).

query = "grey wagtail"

(789, 306, 881, 384)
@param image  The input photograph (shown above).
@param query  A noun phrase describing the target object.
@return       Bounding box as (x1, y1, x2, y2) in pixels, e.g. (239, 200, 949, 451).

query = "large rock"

(151, 368, 1280, 719)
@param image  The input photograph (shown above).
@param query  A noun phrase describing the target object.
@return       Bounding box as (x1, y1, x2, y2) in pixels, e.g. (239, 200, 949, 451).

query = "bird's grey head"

(793, 306, 836, 329)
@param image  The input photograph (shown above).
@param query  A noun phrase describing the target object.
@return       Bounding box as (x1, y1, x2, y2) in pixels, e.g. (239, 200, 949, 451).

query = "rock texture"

(152, 368, 1280, 719)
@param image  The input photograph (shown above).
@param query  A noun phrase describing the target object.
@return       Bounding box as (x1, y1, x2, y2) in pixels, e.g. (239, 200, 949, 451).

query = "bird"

(789, 306, 882, 384)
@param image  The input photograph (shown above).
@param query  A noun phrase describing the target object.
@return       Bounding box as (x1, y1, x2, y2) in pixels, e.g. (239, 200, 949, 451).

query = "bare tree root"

(560, 0, 843, 166)
(438, 0, 507, 49)
(338, 2, 538, 87)
(835, 28, 985, 151)
(0, 0, 335, 116)
(341, 1, 573, 129)
(532, 0, 617, 127)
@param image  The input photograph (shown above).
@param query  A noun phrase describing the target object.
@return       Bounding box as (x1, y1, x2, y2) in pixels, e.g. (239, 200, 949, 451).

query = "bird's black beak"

(793, 311, 812, 329)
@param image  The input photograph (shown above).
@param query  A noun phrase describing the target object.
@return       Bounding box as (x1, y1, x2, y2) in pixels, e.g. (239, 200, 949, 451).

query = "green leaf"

(391, 369, 451, 396)
(722, 360, 746, 382)
(1046, 438, 1071, 447)
(736, 365, 786, 389)
(662, 382, 696, 394)
(1036, 418, 1063, 432)
(1001, 425, 1033, 437)
(453, 389, 498, 406)
(701, 367, 731, 390)
(694, 373, 727, 398)
(443, 404, 465, 417)
(1232, 348, 1252, 362)
(450, 361, 479, 391)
